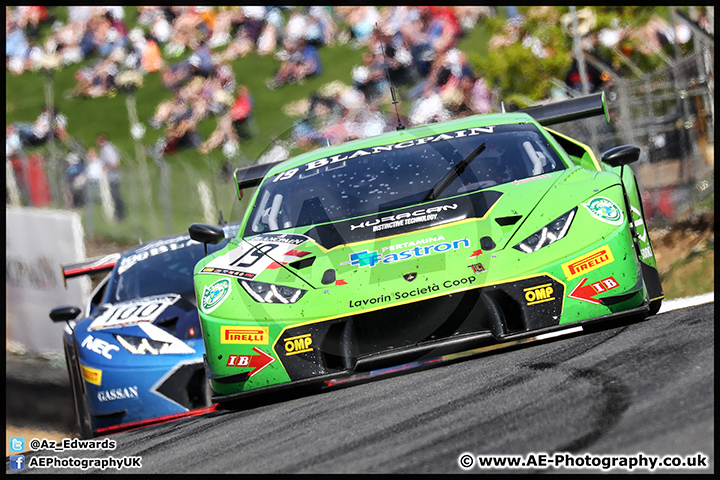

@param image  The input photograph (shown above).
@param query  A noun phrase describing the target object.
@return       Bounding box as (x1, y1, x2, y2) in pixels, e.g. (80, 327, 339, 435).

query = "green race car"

(188, 93, 663, 406)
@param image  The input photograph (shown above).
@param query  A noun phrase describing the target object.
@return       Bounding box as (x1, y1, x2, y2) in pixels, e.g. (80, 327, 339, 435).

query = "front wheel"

(65, 343, 95, 438)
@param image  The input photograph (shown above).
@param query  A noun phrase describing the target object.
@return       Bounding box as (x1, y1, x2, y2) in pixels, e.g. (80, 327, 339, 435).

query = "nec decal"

(561, 245, 614, 281)
(221, 326, 269, 344)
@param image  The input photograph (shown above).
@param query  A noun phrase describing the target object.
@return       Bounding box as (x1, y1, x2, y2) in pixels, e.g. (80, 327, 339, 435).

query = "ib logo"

(10, 436, 25, 452)
(9, 455, 25, 470)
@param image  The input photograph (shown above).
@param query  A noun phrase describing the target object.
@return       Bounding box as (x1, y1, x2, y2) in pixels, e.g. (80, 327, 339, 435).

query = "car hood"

(73, 294, 203, 367)
(199, 168, 619, 291)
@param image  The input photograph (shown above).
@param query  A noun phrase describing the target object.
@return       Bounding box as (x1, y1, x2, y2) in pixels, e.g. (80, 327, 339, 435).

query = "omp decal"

(342, 239, 471, 268)
(561, 245, 614, 281)
(568, 276, 620, 304)
(523, 283, 555, 306)
(80, 363, 102, 385)
(81, 335, 120, 359)
(89, 294, 180, 330)
(581, 197, 624, 225)
(97, 385, 139, 402)
(220, 326, 269, 344)
(201, 278, 231, 313)
(283, 333, 312, 355)
(225, 347, 275, 376)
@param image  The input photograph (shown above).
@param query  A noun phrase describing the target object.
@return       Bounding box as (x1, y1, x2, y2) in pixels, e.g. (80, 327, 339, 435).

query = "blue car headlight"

(240, 280, 307, 304)
(114, 334, 195, 355)
(513, 208, 576, 253)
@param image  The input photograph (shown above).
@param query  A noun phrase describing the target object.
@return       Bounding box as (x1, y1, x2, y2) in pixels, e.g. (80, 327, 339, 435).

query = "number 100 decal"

(89, 294, 180, 330)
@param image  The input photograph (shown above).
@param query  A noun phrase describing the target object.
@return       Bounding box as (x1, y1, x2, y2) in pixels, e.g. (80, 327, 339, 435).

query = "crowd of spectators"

(6, 5, 714, 184)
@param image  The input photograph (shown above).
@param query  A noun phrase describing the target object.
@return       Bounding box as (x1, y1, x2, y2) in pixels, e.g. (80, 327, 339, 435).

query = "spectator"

(84, 147, 103, 207)
(96, 134, 125, 220)
(267, 38, 322, 89)
(64, 151, 86, 208)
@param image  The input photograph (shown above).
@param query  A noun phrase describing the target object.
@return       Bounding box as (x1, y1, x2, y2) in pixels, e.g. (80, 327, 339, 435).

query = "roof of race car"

(269, 112, 533, 175)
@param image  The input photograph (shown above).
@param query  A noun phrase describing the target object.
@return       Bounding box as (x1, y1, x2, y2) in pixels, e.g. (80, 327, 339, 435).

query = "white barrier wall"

(6, 207, 90, 356)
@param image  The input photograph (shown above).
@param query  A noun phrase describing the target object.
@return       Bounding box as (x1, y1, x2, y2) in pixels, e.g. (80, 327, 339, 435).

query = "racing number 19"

(229, 243, 277, 268)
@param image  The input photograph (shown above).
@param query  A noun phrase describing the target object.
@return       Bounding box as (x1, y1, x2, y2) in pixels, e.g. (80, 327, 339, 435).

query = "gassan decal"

(523, 282, 555, 306)
(80, 363, 102, 385)
(201, 278, 231, 313)
(225, 347, 275, 376)
(343, 238, 471, 268)
(283, 333, 313, 355)
(98, 385, 139, 402)
(220, 326, 269, 344)
(561, 245, 614, 281)
(568, 276, 620, 304)
(581, 197, 624, 225)
(81, 335, 120, 359)
(89, 295, 180, 330)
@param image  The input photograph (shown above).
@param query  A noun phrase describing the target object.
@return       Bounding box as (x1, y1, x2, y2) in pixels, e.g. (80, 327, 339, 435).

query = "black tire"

(65, 342, 95, 439)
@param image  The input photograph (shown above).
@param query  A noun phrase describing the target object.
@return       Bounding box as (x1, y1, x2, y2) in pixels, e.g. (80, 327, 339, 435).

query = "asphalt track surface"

(8, 302, 714, 474)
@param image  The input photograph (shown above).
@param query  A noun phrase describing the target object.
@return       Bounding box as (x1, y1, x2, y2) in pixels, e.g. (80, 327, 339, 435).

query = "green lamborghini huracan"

(188, 93, 663, 405)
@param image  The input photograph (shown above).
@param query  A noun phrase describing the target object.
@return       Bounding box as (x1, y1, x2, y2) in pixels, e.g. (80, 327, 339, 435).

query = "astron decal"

(273, 128, 496, 182)
(342, 239, 470, 268)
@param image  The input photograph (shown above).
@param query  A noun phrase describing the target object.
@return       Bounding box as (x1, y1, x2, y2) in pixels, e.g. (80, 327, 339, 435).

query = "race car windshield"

(245, 123, 565, 235)
(107, 238, 222, 303)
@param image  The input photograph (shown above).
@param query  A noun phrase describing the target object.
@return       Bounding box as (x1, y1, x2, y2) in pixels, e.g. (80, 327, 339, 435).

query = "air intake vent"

(496, 216, 522, 226)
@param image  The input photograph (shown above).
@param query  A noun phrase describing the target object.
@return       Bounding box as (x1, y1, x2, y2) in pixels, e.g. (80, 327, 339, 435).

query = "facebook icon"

(9, 455, 25, 470)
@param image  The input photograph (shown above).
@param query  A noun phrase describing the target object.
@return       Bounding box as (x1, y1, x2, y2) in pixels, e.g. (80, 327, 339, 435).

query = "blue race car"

(50, 224, 238, 438)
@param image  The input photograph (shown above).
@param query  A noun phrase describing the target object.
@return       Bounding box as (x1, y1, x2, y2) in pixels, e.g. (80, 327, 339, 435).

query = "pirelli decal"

(561, 245, 614, 281)
(221, 326, 269, 344)
(80, 363, 102, 386)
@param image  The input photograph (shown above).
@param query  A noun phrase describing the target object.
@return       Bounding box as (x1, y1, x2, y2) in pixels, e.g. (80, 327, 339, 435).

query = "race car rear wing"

(518, 91, 609, 126)
(232, 93, 609, 197)
(61, 253, 121, 288)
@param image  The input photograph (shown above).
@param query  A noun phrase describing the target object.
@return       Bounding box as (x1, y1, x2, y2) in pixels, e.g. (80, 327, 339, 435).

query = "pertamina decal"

(220, 326, 269, 344)
(561, 245, 614, 281)
(201, 278, 231, 313)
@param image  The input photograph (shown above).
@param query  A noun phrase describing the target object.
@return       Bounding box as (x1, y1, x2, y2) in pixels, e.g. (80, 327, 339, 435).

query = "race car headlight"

(115, 335, 175, 355)
(513, 208, 576, 253)
(240, 280, 307, 304)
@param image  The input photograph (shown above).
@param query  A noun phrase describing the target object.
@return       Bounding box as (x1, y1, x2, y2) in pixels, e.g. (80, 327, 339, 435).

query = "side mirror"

(50, 306, 82, 323)
(601, 145, 641, 167)
(189, 223, 226, 255)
